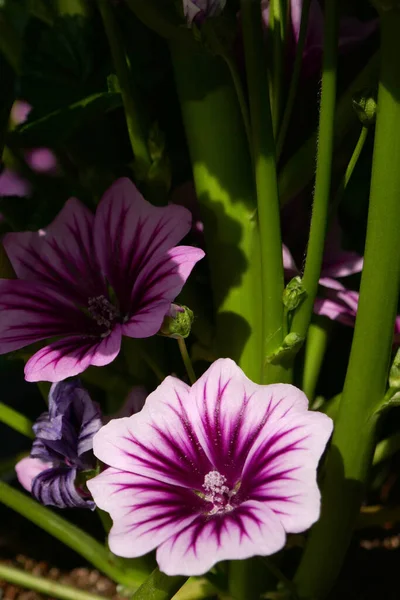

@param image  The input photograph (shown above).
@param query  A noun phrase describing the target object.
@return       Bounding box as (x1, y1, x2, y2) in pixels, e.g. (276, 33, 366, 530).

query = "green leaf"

(9, 91, 122, 146)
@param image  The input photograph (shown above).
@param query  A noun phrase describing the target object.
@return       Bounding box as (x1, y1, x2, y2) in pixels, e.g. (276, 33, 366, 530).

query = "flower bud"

(159, 304, 194, 339)
(266, 333, 305, 365)
(352, 89, 377, 126)
(389, 348, 400, 389)
(283, 276, 306, 311)
(182, 0, 226, 27)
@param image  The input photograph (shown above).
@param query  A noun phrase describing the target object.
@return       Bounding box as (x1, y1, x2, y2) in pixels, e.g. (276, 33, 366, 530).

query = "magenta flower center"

(202, 470, 238, 516)
(88, 295, 119, 334)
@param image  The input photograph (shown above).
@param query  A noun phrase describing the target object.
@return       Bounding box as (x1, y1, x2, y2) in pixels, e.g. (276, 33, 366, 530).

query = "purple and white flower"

(15, 380, 102, 509)
(183, 0, 226, 26)
(0, 177, 204, 382)
(87, 358, 333, 576)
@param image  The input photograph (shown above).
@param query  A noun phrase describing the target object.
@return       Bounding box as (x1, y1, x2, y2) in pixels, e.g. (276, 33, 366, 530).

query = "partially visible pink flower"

(15, 456, 52, 492)
(283, 241, 363, 327)
(87, 358, 332, 576)
(183, 0, 226, 26)
(0, 177, 204, 382)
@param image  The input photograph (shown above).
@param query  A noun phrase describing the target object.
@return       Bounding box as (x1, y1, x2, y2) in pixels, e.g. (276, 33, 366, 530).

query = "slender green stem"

(0, 403, 34, 439)
(295, 12, 400, 598)
(290, 0, 338, 343)
(223, 55, 252, 154)
(269, 0, 287, 134)
(97, 0, 151, 177)
(170, 45, 263, 383)
(373, 432, 400, 466)
(278, 52, 379, 206)
(302, 317, 332, 401)
(276, 0, 311, 159)
(0, 563, 106, 600)
(0, 482, 147, 588)
(241, 0, 285, 384)
(131, 568, 187, 600)
(329, 126, 369, 222)
(177, 338, 196, 385)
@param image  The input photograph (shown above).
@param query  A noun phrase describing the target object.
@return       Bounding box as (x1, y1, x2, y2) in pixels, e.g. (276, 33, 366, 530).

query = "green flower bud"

(352, 89, 377, 126)
(266, 332, 305, 365)
(159, 304, 194, 339)
(389, 348, 400, 388)
(282, 276, 306, 311)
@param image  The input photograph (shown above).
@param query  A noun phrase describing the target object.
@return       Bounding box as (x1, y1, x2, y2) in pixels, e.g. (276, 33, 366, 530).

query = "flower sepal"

(266, 332, 305, 366)
(283, 276, 307, 311)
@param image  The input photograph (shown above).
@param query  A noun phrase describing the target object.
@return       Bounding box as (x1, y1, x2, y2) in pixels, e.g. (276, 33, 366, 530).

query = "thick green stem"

(0, 563, 106, 600)
(290, 0, 338, 341)
(241, 0, 285, 384)
(276, 0, 311, 158)
(269, 0, 287, 134)
(278, 52, 379, 206)
(131, 568, 187, 600)
(177, 338, 196, 384)
(170, 46, 263, 383)
(302, 317, 332, 401)
(0, 403, 34, 439)
(295, 12, 400, 598)
(223, 54, 252, 153)
(98, 0, 151, 177)
(0, 482, 147, 588)
(329, 125, 369, 222)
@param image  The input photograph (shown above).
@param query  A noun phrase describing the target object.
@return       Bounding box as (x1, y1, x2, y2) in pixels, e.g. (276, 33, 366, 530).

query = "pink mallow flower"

(0, 178, 204, 382)
(283, 242, 364, 327)
(87, 358, 333, 576)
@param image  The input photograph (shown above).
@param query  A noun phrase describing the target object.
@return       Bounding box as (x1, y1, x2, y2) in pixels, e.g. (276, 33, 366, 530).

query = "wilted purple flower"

(283, 242, 363, 326)
(16, 382, 147, 508)
(0, 178, 204, 382)
(183, 0, 226, 26)
(15, 380, 102, 509)
(87, 358, 332, 575)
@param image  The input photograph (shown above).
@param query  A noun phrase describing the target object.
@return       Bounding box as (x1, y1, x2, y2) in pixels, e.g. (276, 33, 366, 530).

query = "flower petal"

(240, 411, 333, 533)
(15, 457, 51, 492)
(123, 246, 205, 338)
(282, 244, 299, 276)
(190, 358, 310, 483)
(156, 500, 286, 576)
(32, 465, 93, 509)
(322, 251, 363, 279)
(91, 376, 211, 490)
(0, 280, 91, 354)
(24, 326, 122, 382)
(93, 178, 194, 313)
(3, 198, 104, 304)
(87, 468, 201, 558)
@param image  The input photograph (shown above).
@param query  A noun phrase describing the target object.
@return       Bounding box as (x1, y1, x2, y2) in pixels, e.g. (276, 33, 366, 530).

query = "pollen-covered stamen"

(88, 295, 119, 332)
(203, 470, 237, 516)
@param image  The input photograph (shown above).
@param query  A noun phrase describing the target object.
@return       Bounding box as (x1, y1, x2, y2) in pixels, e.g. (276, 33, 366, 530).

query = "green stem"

(290, 0, 338, 342)
(259, 556, 298, 599)
(276, 0, 311, 159)
(329, 125, 369, 222)
(131, 568, 187, 600)
(177, 338, 196, 385)
(0, 403, 34, 439)
(295, 12, 400, 598)
(302, 317, 332, 401)
(269, 0, 286, 134)
(241, 0, 285, 384)
(223, 55, 252, 154)
(98, 0, 151, 177)
(140, 345, 166, 382)
(373, 432, 400, 466)
(0, 482, 147, 588)
(170, 45, 263, 383)
(278, 52, 379, 206)
(0, 563, 106, 600)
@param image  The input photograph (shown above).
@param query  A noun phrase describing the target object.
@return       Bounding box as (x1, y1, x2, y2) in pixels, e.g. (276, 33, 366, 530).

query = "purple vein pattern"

(15, 380, 102, 509)
(87, 358, 333, 576)
(0, 177, 204, 382)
